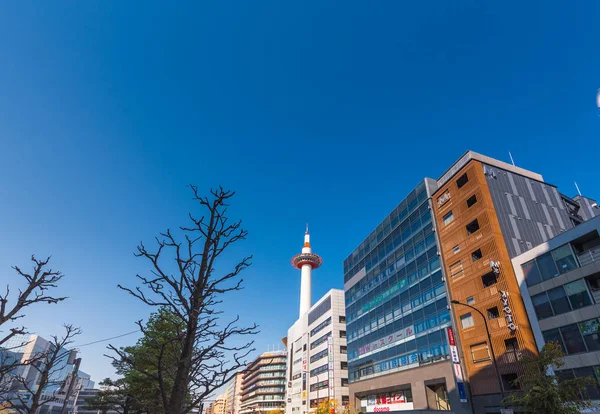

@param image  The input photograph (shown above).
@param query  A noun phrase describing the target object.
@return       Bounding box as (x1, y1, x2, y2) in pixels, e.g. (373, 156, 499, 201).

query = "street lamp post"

(450, 300, 505, 401)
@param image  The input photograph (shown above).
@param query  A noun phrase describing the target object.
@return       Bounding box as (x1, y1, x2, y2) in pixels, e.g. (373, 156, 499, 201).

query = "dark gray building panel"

(574, 195, 600, 221)
(483, 163, 574, 258)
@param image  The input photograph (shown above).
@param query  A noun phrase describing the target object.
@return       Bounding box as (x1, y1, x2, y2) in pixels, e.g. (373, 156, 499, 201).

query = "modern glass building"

(343, 179, 467, 413)
(512, 214, 600, 402)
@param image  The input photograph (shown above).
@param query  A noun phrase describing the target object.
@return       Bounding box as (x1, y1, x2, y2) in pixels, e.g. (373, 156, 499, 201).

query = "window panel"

(443, 211, 454, 226)
(537, 252, 559, 281)
(560, 324, 587, 354)
(547, 286, 571, 315)
(565, 280, 592, 310)
(579, 319, 600, 351)
(460, 313, 474, 329)
(470, 342, 490, 362)
(552, 245, 578, 274)
(542, 328, 565, 353)
(522, 260, 542, 287)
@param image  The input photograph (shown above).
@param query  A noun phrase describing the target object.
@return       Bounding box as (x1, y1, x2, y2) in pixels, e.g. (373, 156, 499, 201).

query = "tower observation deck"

(291, 225, 322, 318)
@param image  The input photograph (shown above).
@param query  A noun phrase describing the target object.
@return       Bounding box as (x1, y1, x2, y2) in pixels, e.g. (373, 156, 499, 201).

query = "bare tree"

(0, 256, 67, 399)
(0, 256, 67, 346)
(112, 186, 258, 414)
(1, 324, 82, 414)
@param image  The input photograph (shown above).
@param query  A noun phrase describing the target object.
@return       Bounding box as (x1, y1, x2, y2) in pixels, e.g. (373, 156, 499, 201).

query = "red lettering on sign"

(447, 327, 456, 346)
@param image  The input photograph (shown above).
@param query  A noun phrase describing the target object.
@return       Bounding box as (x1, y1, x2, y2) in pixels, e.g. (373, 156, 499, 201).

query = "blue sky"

(1, 1, 599, 382)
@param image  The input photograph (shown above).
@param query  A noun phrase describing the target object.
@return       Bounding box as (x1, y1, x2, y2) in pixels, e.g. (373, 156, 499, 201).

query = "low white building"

(283, 289, 349, 414)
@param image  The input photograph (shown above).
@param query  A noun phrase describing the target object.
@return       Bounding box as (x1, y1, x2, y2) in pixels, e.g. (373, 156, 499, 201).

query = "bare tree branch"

(113, 186, 258, 414)
(0, 324, 81, 413)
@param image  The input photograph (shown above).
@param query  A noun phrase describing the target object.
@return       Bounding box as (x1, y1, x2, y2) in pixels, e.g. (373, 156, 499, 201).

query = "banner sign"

(457, 382, 467, 403)
(358, 326, 415, 356)
(446, 327, 467, 403)
(328, 336, 335, 398)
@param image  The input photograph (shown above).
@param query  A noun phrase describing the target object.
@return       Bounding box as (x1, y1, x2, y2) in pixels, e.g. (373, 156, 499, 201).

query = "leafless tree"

(112, 186, 258, 414)
(0, 256, 67, 399)
(1, 324, 81, 414)
(0, 256, 67, 346)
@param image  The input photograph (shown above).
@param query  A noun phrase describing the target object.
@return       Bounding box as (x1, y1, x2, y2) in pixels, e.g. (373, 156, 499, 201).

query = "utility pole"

(60, 356, 81, 414)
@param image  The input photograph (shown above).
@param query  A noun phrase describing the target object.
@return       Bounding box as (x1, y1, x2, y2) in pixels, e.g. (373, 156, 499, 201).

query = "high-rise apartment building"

(283, 289, 349, 414)
(512, 214, 600, 399)
(239, 351, 287, 414)
(343, 150, 597, 413)
(210, 394, 227, 414)
(226, 372, 245, 414)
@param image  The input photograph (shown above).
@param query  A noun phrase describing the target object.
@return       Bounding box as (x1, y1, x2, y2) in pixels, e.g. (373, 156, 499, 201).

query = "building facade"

(283, 289, 349, 414)
(430, 151, 591, 412)
(344, 180, 469, 413)
(512, 214, 600, 401)
(240, 351, 287, 414)
(343, 150, 598, 413)
(226, 372, 245, 414)
(0, 333, 94, 411)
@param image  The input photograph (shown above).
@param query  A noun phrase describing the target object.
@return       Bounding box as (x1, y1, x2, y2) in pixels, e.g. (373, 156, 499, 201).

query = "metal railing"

(578, 249, 599, 267)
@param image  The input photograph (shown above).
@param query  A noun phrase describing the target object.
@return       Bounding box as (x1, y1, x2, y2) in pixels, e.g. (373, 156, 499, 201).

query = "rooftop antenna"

(575, 182, 583, 197)
(508, 152, 516, 166)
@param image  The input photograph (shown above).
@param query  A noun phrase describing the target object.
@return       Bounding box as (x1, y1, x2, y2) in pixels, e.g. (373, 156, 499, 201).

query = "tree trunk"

(168, 318, 197, 413)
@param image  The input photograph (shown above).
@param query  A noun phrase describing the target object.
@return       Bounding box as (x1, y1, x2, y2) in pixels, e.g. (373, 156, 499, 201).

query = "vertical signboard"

(446, 327, 467, 403)
(327, 336, 335, 399)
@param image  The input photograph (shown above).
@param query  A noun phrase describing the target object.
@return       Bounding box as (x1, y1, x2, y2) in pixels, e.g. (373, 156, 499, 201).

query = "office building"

(226, 372, 245, 414)
(430, 151, 595, 412)
(283, 229, 349, 414)
(344, 179, 464, 413)
(1, 333, 94, 409)
(240, 351, 287, 414)
(512, 214, 600, 400)
(283, 289, 349, 414)
(344, 150, 597, 413)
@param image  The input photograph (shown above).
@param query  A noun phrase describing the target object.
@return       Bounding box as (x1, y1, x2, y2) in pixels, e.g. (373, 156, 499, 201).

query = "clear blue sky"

(1, 2, 599, 382)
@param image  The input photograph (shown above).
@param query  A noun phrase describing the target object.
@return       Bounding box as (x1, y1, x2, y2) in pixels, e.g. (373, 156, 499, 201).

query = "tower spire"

(291, 225, 322, 317)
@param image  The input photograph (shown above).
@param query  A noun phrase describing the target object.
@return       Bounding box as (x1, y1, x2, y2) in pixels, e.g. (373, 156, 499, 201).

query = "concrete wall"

(348, 360, 470, 413)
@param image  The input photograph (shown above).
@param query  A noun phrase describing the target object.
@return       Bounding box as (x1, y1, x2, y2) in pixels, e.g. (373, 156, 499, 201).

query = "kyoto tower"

(291, 225, 322, 318)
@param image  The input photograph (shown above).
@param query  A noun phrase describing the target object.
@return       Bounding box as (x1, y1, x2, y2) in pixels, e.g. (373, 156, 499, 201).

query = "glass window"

(579, 319, 600, 351)
(466, 194, 478, 208)
(552, 245, 578, 274)
(573, 367, 600, 400)
(547, 286, 571, 315)
(456, 173, 468, 189)
(542, 328, 565, 353)
(466, 219, 480, 235)
(537, 252, 559, 281)
(443, 211, 454, 226)
(466, 296, 475, 305)
(460, 313, 474, 329)
(565, 280, 592, 310)
(453, 245, 460, 254)
(487, 307, 500, 320)
(471, 249, 483, 262)
(560, 324, 587, 354)
(481, 271, 498, 288)
(522, 260, 542, 287)
(470, 342, 490, 362)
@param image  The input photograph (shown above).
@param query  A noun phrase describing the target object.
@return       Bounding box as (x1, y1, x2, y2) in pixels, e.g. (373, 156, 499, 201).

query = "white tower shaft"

(299, 263, 312, 317)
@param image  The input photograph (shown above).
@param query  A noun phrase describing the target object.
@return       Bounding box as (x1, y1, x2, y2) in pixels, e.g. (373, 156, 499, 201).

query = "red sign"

(447, 327, 456, 346)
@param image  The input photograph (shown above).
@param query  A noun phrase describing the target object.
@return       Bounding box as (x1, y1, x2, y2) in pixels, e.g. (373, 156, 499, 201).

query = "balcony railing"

(578, 249, 599, 267)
